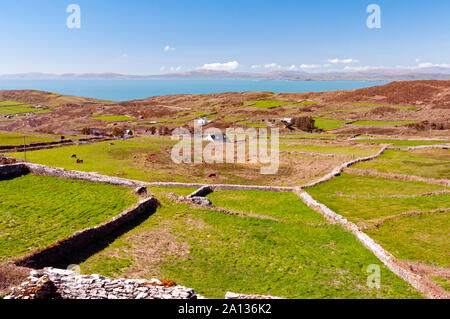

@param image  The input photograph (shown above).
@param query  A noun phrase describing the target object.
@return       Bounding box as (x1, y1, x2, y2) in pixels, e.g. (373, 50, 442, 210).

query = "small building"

(89, 128, 105, 136)
(204, 133, 230, 143)
(197, 118, 209, 125)
(124, 129, 133, 137)
(281, 118, 293, 124)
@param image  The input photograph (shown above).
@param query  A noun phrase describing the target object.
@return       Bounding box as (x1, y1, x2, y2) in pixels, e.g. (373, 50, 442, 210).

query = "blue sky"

(0, 0, 449, 74)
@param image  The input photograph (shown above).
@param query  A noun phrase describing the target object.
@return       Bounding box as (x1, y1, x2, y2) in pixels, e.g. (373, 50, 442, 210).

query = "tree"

(292, 116, 316, 132)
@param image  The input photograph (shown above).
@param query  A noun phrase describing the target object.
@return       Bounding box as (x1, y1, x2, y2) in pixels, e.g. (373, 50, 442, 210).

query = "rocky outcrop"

(5, 268, 198, 299)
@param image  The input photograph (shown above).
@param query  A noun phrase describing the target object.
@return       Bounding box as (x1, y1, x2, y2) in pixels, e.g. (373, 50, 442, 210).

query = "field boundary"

(0, 137, 113, 153)
(295, 189, 449, 299)
(25, 162, 295, 192)
(300, 145, 389, 188)
(345, 167, 450, 187)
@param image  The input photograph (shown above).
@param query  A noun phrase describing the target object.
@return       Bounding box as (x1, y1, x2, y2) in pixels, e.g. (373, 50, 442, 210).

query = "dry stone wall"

(5, 268, 199, 299)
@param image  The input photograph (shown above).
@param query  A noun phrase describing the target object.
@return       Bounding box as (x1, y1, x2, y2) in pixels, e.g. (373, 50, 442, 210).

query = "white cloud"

(164, 45, 176, 52)
(415, 58, 421, 63)
(170, 66, 182, 72)
(202, 61, 239, 71)
(287, 65, 298, 71)
(418, 62, 450, 68)
(328, 58, 360, 64)
(264, 63, 281, 70)
(343, 65, 384, 71)
(251, 64, 262, 70)
(300, 64, 322, 69)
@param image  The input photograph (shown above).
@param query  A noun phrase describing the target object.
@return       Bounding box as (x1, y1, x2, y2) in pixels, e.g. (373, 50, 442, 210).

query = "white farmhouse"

(197, 118, 209, 125)
(204, 133, 230, 143)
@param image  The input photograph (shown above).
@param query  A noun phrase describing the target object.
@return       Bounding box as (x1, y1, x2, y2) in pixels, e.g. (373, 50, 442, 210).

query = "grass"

(246, 100, 308, 109)
(307, 173, 449, 286)
(0, 132, 59, 146)
(307, 173, 449, 221)
(313, 118, 348, 131)
(92, 115, 134, 122)
(354, 149, 450, 179)
(280, 133, 337, 139)
(207, 190, 326, 223)
(366, 212, 450, 268)
(0, 105, 51, 116)
(79, 194, 421, 299)
(350, 120, 416, 126)
(10, 136, 350, 187)
(352, 103, 420, 111)
(354, 139, 448, 147)
(0, 100, 32, 106)
(0, 174, 136, 261)
(279, 142, 379, 157)
(10, 137, 172, 181)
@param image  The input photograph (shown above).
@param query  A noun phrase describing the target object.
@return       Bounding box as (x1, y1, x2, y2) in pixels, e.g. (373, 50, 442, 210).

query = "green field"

(366, 212, 449, 268)
(0, 132, 58, 146)
(0, 132, 83, 146)
(280, 133, 337, 139)
(352, 103, 421, 111)
(79, 191, 421, 299)
(353, 149, 450, 179)
(354, 139, 448, 147)
(246, 100, 313, 109)
(313, 118, 348, 131)
(307, 173, 449, 289)
(279, 142, 379, 157)
(308, 173, 449, 221)
(0, 105, 50, 116)
(207, 190, 325, 223)
(0, 100, 30, 106)
(0, 174, 136, 261)
(11, 138, 175, 181)
(350, 120, 416, 126)
(92, 115, 134, 122)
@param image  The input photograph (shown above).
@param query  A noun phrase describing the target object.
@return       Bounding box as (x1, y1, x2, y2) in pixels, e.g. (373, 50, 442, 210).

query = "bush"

(291, 116, 316, 131)
(112, 127, 126, 137)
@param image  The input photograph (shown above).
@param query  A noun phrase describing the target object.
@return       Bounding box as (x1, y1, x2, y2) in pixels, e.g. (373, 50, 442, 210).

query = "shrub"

(291, 116, 316, 131)
(112, 127, 126, 137)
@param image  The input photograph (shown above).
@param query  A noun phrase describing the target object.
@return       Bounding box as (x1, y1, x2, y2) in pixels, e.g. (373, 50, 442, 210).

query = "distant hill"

(1, 68, 449, 81)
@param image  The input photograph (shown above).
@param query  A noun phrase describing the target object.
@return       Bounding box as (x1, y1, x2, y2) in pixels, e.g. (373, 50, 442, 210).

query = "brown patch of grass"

(0, 262, 31, 296)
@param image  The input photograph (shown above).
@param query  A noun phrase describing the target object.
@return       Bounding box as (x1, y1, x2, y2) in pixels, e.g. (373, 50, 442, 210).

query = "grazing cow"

(76, 159, 84, 164)
(71, 154, 77, 158)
